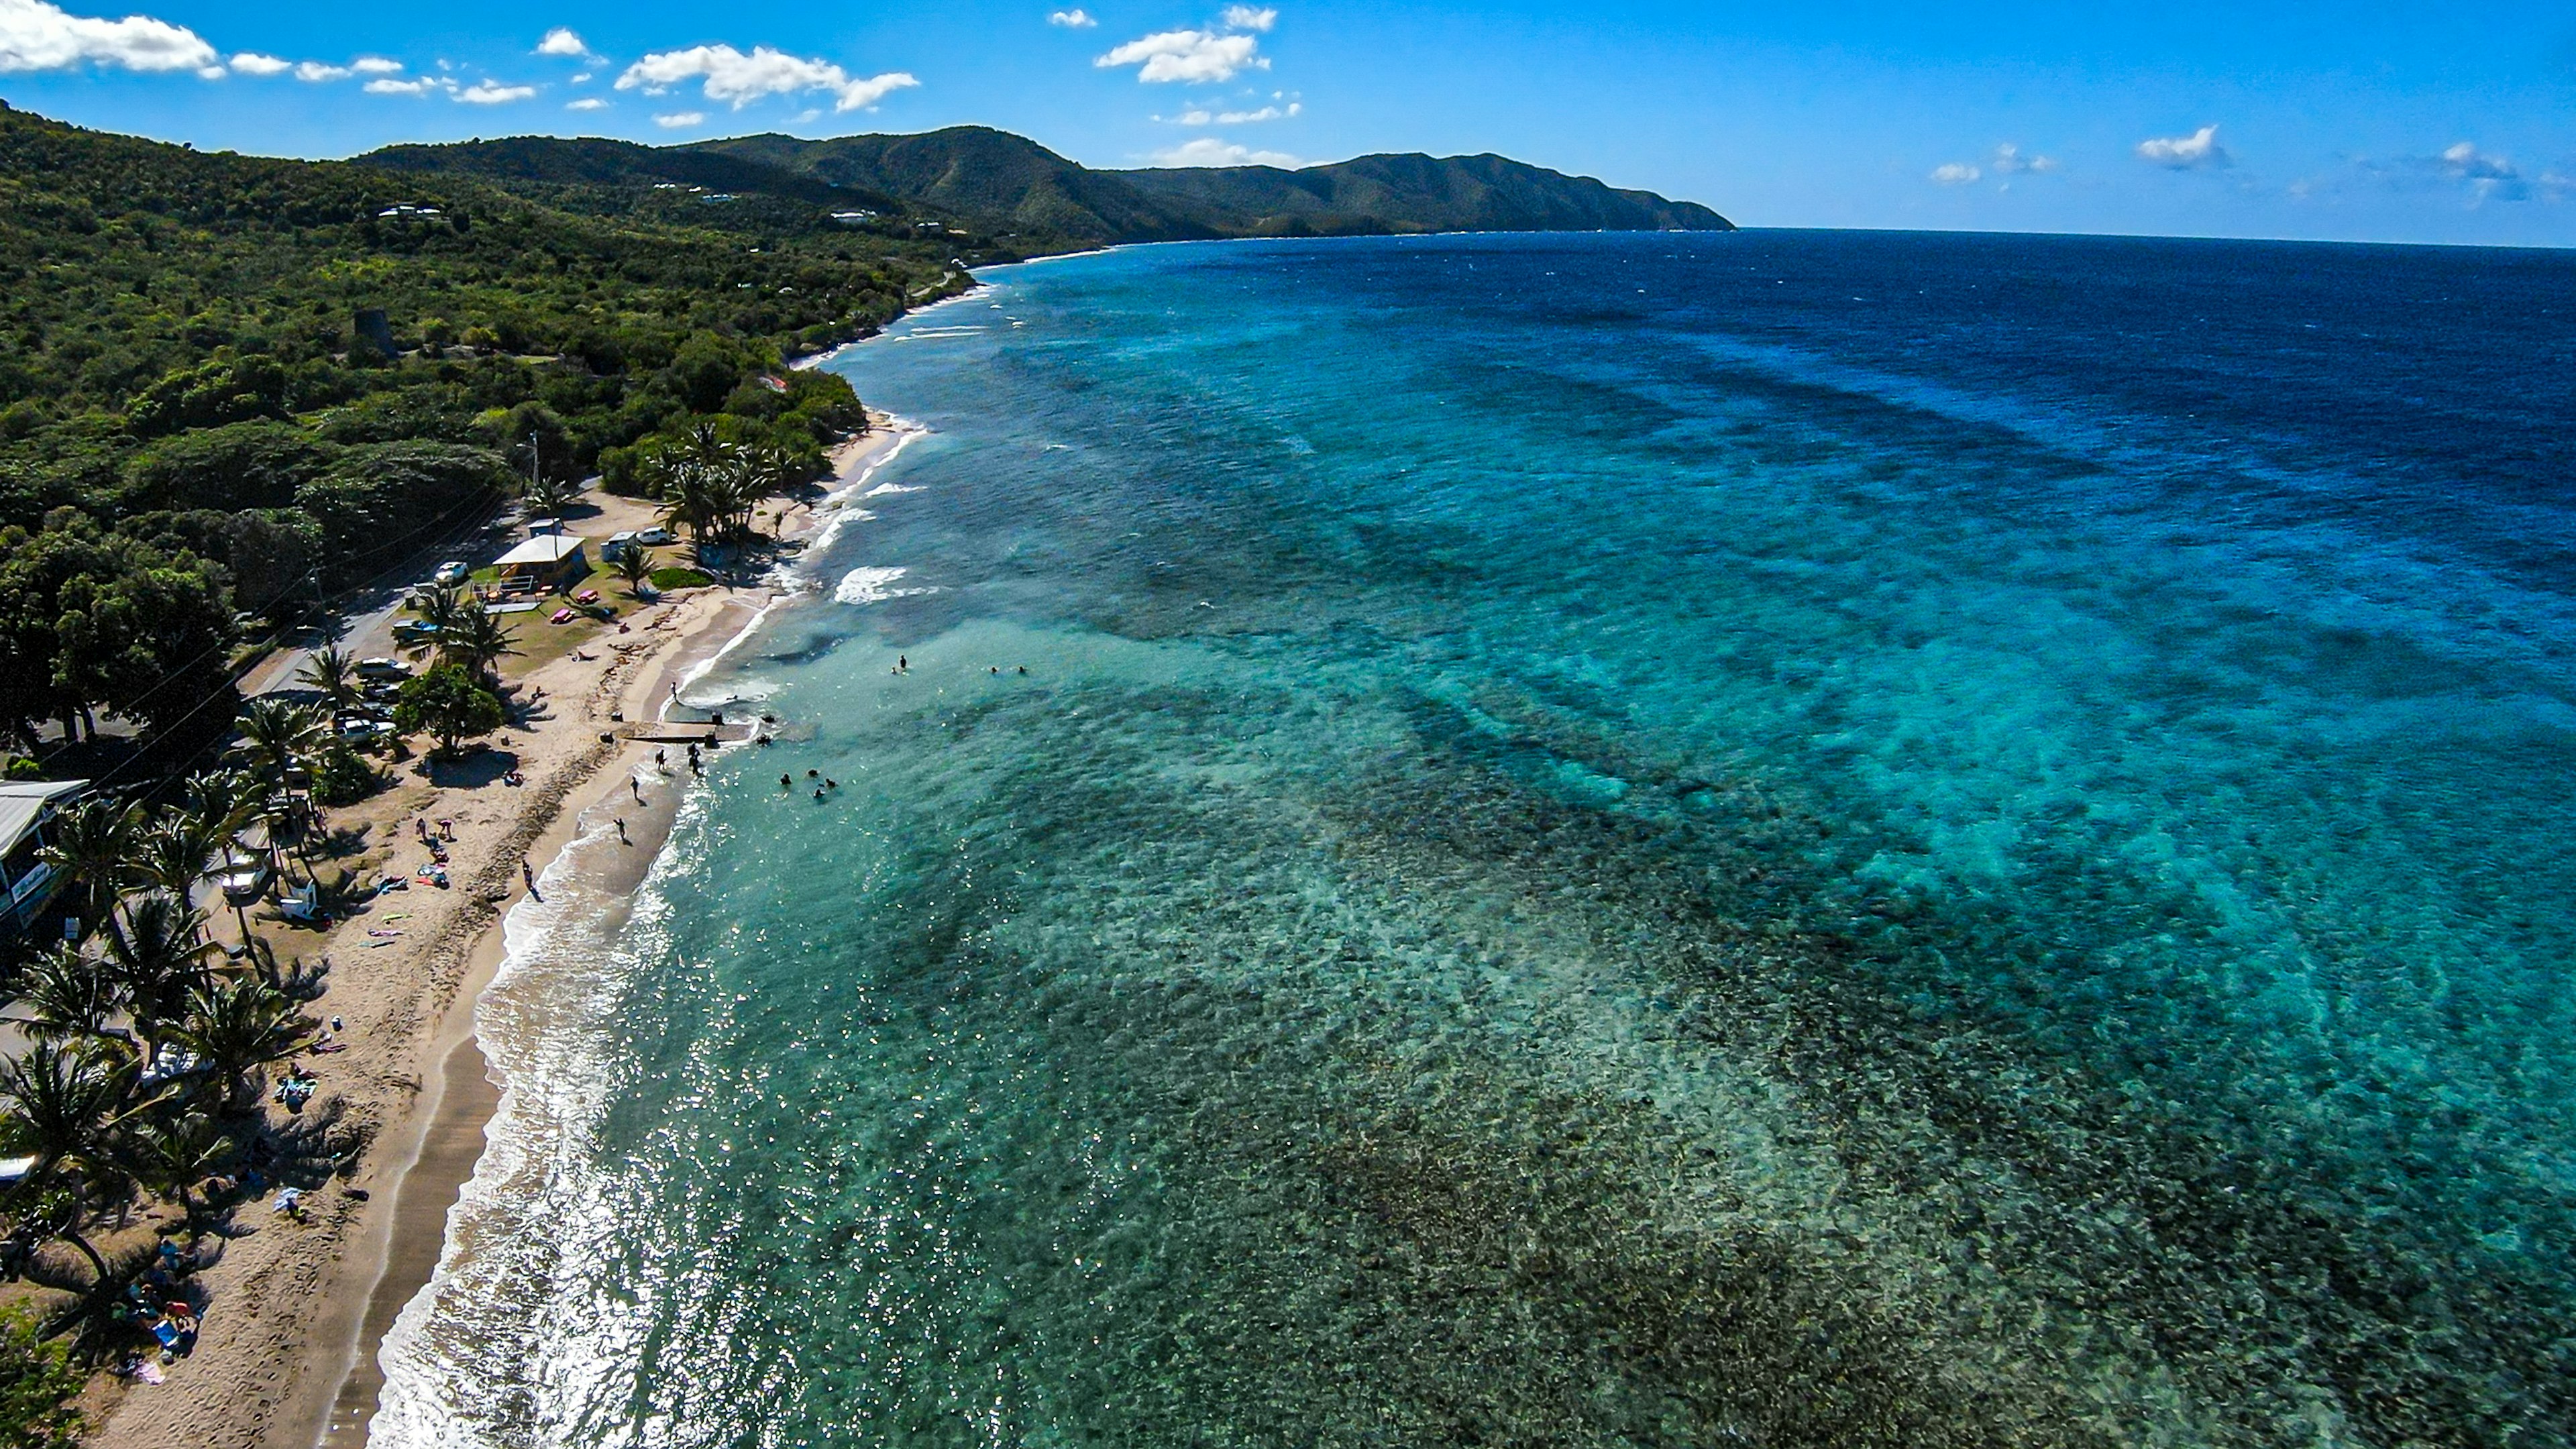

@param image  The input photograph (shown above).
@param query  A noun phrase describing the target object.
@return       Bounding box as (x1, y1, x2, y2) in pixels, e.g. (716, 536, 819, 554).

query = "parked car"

(433, 560, 470, 586)
(357, 656, 410, 680)
(635, 526, 675, 546)
(215, 853, 272, 906)
(601, 531, 640, 561)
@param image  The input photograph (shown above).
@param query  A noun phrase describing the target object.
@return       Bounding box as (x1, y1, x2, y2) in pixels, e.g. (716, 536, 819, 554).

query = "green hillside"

(0, 101, 969, 752)
(366, 125, 1734, 246)
(1111, 151, 1732, 235)
(696, 127, 1208, 243)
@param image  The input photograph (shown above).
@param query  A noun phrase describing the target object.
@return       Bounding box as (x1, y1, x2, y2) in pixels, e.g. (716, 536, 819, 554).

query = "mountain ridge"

(364, 125, 1733, 246)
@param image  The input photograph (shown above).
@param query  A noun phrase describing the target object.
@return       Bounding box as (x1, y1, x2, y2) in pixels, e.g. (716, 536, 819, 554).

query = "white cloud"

(1097, 29, 1263, 83)
(2440, 142, 2514, 181)
(1929, 162, 1980, 184)
(364, 76, 436, 95)
(569, 70, 589, 83)
(653, 110, 706, 128)
(535, 26, 593, 59)
(2432, 143, 2534, 203)
(294, 60, 350, 80)
(1048, 8, 1095, 26)
(0, 0, 218, 73)
(352, 55, 400, 73)
(455, 80, 535, 103)
(2136, 124, 2228, 170)
(1221, 5, 1276, 30)
(565, 95, 607, 110)
(228, 50, 287, 74)
(616, 43, 918, 111)
(1159, 101, 1297, 125)
(1150, 136, 1297, 167)
(1990, 142, 2055, 174)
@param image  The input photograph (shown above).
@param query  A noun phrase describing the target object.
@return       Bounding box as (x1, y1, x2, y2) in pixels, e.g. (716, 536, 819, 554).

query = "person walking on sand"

(614, 817, 629, 844)
(521, 859, 537, 896)
(632, 777, 645, 804)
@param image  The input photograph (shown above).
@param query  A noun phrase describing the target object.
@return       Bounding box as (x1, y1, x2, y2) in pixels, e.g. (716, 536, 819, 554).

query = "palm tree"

(0, 1042, 148, 1293)
(523, 470, 579, 519)
(166, 977, 317, 1116)
(400, 584, 474, 664)
(658, 471, 722, 544)
(295, 644, 359, 714)
(612, 545, 657, 596)
(97, 891, 221, 1047)
(177, 766, 258, 847)
(121, 1114, 235, 1230)
(36, 797, 139, 946)
(133, 816, 219, 908)
(231, 697, 325, 800)
(435, 606, 520, 682)
(3, 948, 121, 1044)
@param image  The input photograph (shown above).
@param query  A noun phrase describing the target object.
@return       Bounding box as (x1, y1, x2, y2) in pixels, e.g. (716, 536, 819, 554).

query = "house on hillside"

(0, 779, 89, 937)
(493, 533, 589, 592)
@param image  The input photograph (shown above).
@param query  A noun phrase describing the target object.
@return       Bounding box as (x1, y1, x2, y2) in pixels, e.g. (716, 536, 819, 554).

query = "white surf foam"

(834, 566, 936, 606)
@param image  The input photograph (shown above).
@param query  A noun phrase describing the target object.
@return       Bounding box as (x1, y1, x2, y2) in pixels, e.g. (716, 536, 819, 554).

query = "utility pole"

(528, 430, 553, 533)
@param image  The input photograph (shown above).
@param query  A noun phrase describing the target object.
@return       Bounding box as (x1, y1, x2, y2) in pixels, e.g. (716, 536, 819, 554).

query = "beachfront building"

(493, 533, 590, 592)
(0, 778, 88, 937)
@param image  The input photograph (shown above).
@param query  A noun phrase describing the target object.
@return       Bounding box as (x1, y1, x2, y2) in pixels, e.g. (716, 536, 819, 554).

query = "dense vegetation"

(374, 125, 1736, 248)
(0, 101, 971, 755)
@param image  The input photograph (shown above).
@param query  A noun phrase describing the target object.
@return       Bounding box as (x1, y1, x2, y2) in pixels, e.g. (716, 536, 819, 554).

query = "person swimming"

(780, 773, 792, 791)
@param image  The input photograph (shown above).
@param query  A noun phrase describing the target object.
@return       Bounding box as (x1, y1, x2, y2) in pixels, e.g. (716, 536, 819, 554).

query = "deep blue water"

(380, 231, 2576, 1448)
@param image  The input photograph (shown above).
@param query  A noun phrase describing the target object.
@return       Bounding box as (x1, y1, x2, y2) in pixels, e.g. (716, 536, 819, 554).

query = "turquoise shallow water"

(377, 233, 2576, 1448)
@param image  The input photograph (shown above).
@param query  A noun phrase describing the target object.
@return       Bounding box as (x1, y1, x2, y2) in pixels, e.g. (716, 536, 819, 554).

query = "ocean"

(373, 231, 2576, 1448)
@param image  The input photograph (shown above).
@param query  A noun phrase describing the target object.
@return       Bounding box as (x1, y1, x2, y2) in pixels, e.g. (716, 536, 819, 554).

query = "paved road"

(241, 504, 530, 698)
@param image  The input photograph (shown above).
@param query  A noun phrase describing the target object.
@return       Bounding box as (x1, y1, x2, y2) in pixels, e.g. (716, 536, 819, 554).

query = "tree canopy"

(0, 101, 961, 759)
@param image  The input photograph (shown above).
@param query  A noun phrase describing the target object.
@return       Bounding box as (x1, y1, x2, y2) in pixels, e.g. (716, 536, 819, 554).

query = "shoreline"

(308, 424, 908, 1448)
(83, 423, 909, 1449)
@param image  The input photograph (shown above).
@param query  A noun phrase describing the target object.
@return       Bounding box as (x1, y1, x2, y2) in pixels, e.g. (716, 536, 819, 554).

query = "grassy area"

(492, 566, 624, 671)
(650, 566, 716, 590)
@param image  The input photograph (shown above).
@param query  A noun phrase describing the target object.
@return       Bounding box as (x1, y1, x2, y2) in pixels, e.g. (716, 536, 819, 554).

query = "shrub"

(0, 1306, 85, 1448)
(392, 665, 504, 755)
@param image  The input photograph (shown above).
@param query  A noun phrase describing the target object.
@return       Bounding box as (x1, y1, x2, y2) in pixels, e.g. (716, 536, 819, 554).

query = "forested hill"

(370, 125, 1734, 244)
(0, 101, 970, 754)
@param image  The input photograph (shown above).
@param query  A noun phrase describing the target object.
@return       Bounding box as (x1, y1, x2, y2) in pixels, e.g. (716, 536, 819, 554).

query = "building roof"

(0, 779, 87, 853)
(494, 533, 588, 568)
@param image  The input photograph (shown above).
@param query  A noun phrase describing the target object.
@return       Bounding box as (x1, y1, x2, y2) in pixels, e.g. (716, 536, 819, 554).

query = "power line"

(48, 481, 521, 794)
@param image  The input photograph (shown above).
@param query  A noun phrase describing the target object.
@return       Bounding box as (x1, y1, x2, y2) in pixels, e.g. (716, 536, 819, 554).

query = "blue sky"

(3, 0, 2572, 244)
